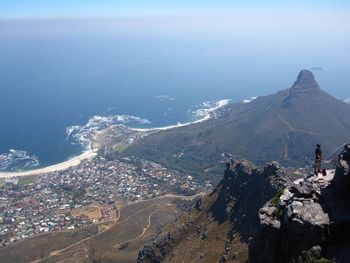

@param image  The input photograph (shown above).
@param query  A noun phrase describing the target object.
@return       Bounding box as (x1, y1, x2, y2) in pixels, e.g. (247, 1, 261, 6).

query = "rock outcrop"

(209, 160, 289, 241)
(291, 69, 321, 92)
(249, 143, 350, 263)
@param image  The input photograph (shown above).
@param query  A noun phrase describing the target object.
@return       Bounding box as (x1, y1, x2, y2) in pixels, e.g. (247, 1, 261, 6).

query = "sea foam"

(66, 114, 151, 148)
(132, 99, 230, 132)
(0, 149, 40, 171)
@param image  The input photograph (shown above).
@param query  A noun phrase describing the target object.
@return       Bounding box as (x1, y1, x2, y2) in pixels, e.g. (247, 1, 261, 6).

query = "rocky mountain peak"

(291, 69, 320, 91)
(281, 69, 323, 108)
(296, 69, 315, 82)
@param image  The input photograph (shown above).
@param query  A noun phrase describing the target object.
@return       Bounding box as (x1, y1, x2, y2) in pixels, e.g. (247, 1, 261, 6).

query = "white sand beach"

(0, 150, 97, 179)
(131, 99, 230, 132)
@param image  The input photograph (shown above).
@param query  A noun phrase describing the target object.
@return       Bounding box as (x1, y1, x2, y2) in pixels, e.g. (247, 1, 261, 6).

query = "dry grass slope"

(0, 196, 193, 263)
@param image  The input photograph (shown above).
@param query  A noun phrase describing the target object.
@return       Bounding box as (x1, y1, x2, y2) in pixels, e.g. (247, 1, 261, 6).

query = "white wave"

(192, 99, 230, 119)
(155, 95, 176, 101)
(344, 98, 350, 104)
(0, 150, 96, 178)
(242, 96, 257, 104)
(0, 149, 40, 171)
(132, 99, 230, 132)
(66, 114, 151, 148)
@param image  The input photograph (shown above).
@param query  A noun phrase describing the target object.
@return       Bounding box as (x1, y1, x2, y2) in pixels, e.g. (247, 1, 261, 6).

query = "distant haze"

(1, 12, 349, 96)
(0, 16, 349, 94)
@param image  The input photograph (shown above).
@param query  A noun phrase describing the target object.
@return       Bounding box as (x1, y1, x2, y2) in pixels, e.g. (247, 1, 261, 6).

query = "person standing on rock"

(314, 144, 323, 174)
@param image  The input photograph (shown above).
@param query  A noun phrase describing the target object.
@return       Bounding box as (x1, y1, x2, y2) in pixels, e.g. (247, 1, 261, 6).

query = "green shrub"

(270, 189, 284, 207)
(296, 248, 336, 263)
(272, 207, 284, 219)
(315, 258, 336, 263)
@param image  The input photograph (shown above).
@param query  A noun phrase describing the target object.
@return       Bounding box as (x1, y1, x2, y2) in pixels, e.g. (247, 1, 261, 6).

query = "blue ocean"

(0, 27, 349, 171)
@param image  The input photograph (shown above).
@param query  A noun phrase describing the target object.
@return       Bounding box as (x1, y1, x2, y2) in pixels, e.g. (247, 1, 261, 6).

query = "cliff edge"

(250, 143, 350, 263)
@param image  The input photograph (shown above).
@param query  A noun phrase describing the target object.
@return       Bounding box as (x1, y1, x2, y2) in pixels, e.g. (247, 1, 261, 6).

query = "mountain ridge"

(125, 70, 350, 173)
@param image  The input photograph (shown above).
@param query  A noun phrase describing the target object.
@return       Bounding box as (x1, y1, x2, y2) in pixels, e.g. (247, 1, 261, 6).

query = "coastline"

(0, 99, 231, 179)
(131, 99, 230, 132)
(0, 150, 97, 179)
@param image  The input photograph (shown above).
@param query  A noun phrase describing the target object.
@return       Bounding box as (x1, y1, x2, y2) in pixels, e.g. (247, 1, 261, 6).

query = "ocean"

(0, 31, 349, 171)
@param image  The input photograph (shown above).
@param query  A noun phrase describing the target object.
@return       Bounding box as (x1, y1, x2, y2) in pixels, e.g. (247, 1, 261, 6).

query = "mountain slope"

(126, 70, 350, 171)
(0, 196, 191, 263)
(137, 161, 291, 263)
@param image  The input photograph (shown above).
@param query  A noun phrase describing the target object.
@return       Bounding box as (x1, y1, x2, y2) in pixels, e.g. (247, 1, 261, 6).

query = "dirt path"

(30, 207, 121, 263)
(271, 108, 347, 160)
(30, 194, 196, 263)
(139, 208, 156, 239)
(113, 207, 159, 248)
(273, 109, 337, 137)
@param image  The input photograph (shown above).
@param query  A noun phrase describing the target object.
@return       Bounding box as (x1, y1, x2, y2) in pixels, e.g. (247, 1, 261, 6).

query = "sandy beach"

(131, 99, 230, 132)
(0, 150, 97, 179)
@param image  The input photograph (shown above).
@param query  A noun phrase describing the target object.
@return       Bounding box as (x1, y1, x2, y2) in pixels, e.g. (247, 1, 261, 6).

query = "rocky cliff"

(137, 160, 291, 263)
(249, 143, 350, 263)
(137, 143, 350, 263)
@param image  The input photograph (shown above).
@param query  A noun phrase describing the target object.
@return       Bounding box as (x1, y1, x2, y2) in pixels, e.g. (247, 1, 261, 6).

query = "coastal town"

(0, 155, 212, 248)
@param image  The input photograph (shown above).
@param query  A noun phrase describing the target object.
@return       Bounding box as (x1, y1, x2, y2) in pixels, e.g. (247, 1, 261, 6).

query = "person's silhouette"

(314, 144, 323, 175)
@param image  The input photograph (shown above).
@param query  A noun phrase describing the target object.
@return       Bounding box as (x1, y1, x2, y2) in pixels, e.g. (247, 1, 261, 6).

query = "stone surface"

(249, 143, 350, 263)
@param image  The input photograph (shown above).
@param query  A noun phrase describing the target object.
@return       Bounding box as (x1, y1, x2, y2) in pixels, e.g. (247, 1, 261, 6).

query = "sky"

(1, 0, 350, 19)
(0, 0, 349, 39)
(1, 0, 349, 40)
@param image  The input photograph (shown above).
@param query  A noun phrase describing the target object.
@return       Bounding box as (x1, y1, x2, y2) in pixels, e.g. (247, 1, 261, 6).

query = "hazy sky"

(0, 0, 349, 92)
(1, 0, 349, 40)
(1, 0, 350, 19)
